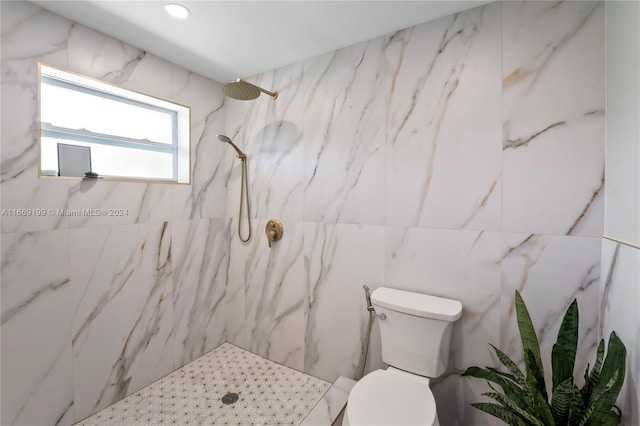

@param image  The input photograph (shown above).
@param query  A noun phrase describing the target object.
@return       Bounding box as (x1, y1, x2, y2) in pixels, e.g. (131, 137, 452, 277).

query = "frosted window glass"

(39, 64, 190, 183)
(42, 137, 174, 180)
(41, 84, 174, 145)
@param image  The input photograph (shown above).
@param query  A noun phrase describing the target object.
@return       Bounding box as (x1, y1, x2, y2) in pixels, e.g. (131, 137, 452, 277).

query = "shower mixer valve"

(265, 219, 283, 248)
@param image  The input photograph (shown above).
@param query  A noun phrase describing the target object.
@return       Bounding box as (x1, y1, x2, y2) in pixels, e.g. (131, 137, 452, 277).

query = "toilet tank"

(371, 287, 462, 378)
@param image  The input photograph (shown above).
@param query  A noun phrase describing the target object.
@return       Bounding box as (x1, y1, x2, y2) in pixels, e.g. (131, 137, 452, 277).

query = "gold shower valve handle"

(265, 219, 283, 248)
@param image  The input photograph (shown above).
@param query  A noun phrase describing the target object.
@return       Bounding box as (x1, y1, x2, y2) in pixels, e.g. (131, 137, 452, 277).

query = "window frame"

(38, 63, 191, 185)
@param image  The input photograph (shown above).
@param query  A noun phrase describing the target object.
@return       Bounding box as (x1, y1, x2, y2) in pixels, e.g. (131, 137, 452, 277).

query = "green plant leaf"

(524, 349, 554, 425)
(492, 344, 526, 384)
(602, 405, 622, 426)
(552, 299, 578, 390)
(581, 340, 605, 402)
(534, 387, 556, 426)
(583, 332, 626, 426)
(568, 384, 586, 425)
(491, 344, 539, 409)
(486, 366, 518, 382)
(484, 392, 546, 426)
(551, 378, 575, 425)
(463, 366, 528, 408)
(470, 403, 530, 426)
(464, 294, 627, 426)
(525, 347, 550, 402)
(579, 369, 619, 426)
(515, 290, 547, 400)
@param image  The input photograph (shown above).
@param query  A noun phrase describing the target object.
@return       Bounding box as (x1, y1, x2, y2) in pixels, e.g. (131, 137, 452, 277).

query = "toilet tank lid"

(371, 287, 462, 321)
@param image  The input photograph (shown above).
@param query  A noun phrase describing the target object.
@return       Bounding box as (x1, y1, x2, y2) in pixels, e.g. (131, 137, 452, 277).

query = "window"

(39, 64, 190, 183)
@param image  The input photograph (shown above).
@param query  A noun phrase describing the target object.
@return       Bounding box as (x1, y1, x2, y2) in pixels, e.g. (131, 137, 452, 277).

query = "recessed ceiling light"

(165, 3, 190, 19)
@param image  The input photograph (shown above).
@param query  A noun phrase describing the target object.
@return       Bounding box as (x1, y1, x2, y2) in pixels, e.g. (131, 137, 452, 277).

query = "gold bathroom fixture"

(216, 134, 251, 242)
(222, 78, 278, 100)
(265, 219, 283, 248)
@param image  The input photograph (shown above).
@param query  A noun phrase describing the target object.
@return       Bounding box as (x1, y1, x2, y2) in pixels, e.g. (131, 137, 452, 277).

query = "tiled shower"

(1, 1, 638, 426)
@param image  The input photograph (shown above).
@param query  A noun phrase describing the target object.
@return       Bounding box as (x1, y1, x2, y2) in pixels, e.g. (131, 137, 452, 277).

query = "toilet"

(343, 287, 462, 426)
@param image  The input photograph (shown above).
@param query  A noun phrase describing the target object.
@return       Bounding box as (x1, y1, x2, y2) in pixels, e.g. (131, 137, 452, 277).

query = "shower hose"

(237, 157, 251, 242)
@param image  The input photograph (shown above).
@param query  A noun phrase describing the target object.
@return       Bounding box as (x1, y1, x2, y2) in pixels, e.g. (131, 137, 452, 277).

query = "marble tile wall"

(385, 3, 502, 231)
(1, 1, 229, 424)
(600, 240, 640, 425)
(502, 1, 605, 237)
(2, 1, 617, 426)
(228, 2, 607, 425)
(601, 1, 640, 424)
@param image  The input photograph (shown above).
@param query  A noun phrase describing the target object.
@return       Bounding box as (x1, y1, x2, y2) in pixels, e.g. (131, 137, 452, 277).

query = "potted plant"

(464, 290, 626, 425)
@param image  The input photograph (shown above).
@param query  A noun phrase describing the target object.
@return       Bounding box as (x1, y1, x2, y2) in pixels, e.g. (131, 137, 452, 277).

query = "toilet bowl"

(343, 367, 439, 426)
(343, 287, 461, 426)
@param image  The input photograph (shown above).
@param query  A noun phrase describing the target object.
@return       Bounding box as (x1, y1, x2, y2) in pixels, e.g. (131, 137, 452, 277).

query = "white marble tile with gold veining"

(227, 63, 304, 222)
(304, 222, 386, 382)
(67, 24, 151, 88)
(66, 180, 172, 228)
(301, 376, 356, 426)
(500, 233, 601, 391)
(1, 1, 71, 233)
(385, 227, 501, 425)
(600, 239, 640, 425)
(70, 222, 174, 420)
(227, 218, 305, 370)
(385, 3, 502, 231)
(502, 1, 605, 236)
(303, 38, 386, 226)
(1, 229, 74, 426)
(171, 218, 227, 368)
(171, 67, 228, 221)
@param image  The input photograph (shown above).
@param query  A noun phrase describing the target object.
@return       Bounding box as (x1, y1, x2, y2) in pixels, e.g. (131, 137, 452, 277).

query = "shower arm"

(237, 79, 278, 99)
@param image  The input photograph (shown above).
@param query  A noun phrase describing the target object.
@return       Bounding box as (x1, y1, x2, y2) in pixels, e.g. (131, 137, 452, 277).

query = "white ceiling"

(31, 0, 491, 84)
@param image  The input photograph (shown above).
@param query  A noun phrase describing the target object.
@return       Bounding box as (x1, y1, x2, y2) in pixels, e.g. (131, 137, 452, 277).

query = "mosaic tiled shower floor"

(76, 343, 332, 426)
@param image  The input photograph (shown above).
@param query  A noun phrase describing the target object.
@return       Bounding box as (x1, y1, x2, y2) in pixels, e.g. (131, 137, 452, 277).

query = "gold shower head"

(222, 78, 278, 100)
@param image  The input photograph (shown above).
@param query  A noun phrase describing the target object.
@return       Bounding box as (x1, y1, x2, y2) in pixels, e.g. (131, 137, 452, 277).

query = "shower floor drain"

(221, 392, 239, 405)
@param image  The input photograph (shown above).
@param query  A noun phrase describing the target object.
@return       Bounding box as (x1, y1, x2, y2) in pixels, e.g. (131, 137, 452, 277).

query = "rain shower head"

(216, 134, 246, 159)
(222, 78, 278, 100)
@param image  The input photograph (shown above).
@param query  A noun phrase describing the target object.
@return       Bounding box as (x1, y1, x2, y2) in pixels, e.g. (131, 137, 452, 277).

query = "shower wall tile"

(231, 63, 305, 222)
(219, 98, 247, 230)
(68, 25, 227, 224)
(170, 67, 227, 221)
(605, 0, 640, 246)
(224, 217, 247, 349)
(600, 240, 640, 425)
(171, 218, 227, 368)
(385, 227, 501, 426)
(70, 222, 174, 421)
(303, 38, 386, 226)
(502, 1, 605, 236)
(300, 376, 356, 426)
(386, 227, 502, 367)
(1, 1, 70, 233)
(385, 3, 502, 231)
(228, 218, 305, 370)
(303, 222, 386, 382)
(1, 230, 74, 426)
(500, 233, 601, 391)
(67, 24, 152, 89)
(2, 2, 231, 424)
(66, 180, 172, 228)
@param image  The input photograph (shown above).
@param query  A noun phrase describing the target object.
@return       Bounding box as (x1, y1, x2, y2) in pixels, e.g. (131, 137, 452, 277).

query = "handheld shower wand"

(217, 134, 251, 242)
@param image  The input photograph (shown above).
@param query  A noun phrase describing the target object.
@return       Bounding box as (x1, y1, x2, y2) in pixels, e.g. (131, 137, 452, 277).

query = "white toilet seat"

(344, 369, 438, 426)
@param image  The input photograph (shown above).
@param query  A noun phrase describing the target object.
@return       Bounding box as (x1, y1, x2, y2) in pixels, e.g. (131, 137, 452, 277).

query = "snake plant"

(464, 290, 626, 426)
